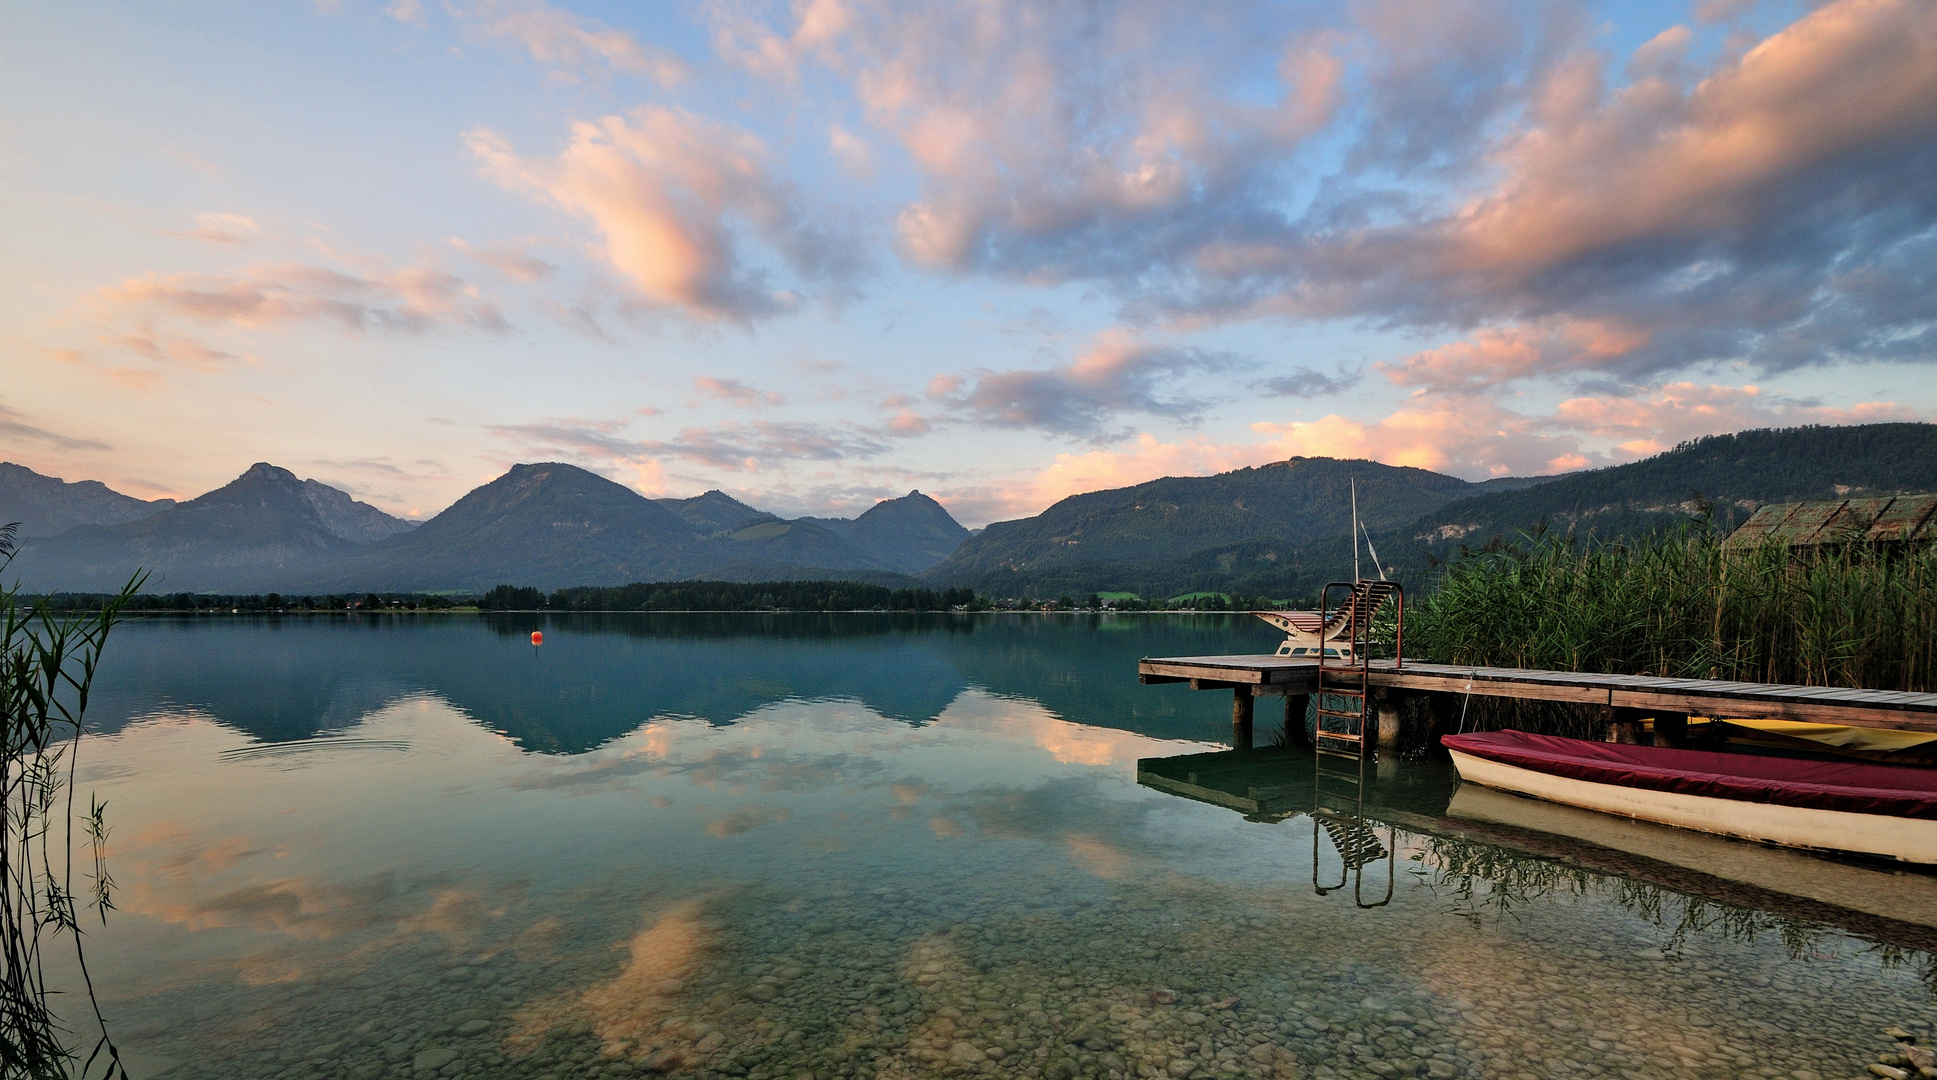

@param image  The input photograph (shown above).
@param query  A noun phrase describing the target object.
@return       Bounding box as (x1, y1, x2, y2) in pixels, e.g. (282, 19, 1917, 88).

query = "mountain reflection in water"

(89, 613, 1271, 750)
(67, 615, 1937, 1080)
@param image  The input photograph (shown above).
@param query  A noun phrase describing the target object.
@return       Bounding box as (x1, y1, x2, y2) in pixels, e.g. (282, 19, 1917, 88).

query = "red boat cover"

(1442, 729, 1937, 819)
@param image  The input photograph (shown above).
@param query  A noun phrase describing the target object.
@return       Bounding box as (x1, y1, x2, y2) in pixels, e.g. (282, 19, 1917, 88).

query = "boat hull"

(1448, 748, 1937, 864)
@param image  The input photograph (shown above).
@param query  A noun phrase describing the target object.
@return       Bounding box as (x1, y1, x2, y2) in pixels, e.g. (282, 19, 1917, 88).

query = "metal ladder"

(1310, 789, 1396, 908)
(1312, 580, 1404, 770)
(1308, 578, 1402, 907)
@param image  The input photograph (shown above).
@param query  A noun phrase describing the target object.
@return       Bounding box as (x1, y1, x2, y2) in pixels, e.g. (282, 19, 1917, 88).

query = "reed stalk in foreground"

(1410, 524, 1937, 692)
(1, 523, 139, 1080)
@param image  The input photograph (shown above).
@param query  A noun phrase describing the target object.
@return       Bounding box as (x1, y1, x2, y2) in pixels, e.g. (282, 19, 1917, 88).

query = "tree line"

(484, 582, 1296, 611)
(23, 592, 464, 612)
(490, 581, 985, 611)
(18, 582, 1298, 613)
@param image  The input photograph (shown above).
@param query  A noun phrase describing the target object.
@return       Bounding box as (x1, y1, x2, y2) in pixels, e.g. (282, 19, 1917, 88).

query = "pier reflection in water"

(1141, 742, 1937, 978)
(69, 616, 1937, 1080)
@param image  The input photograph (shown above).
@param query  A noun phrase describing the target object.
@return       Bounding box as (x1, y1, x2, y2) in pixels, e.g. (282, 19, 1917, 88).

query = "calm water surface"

(72, 614, 1937, 1080)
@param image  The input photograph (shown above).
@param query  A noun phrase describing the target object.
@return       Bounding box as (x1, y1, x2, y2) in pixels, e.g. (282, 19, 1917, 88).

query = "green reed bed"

(1409, 526, 1937, 693)
(1, 523, 135, 1080)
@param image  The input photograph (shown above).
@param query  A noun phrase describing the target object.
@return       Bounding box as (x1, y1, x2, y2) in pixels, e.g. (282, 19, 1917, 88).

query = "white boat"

(1444, 729, 1937, 864)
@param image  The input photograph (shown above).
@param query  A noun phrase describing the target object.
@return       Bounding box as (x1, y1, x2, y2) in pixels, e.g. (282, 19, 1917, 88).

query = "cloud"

(1250, 400, 1597, 478)
(488, 418, 670, 493)
(98, 332, 240, 371)
(452, 0, 688, 85)
(0, 405, 113, 453)
(693, 377, 782, 407)
(1379, 318, 1651, 391)
(713, 0, 1342, 281)
(884, 408, 930, 435)
(1260, 365, 1361, 397)
(1551, 382, 1918, 458)
(1183, 0, 1937, 385)
(717, 0, 1937, 390)
(1435, 0, 1937, 297)
(467, 109, 869, 321)
(931, 331, 1241, 437)
(448, 237, 556, 282)
(491, 418, 646, 462)
(493, 415, 895, 478)
(827, 124, 874, 178)
(386, 0, 426, 27)
(1693, 0, 1759, 23)
(646, 420, 892, 470)
(174, 213, 261, 247)
(1006, 433, 1272, 517)
(89, 261, 510, 340)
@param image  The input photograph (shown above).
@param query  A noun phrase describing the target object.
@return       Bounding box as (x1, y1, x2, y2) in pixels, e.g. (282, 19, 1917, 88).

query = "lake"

(67, 614, 1937, 1080)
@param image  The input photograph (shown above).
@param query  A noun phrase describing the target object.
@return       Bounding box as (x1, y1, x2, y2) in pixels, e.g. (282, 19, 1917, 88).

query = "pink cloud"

(710, 0, 1937, 390)
(90, 261, 508, 338)
(1553, 382, 1919, 458)
(100, 332, 239, 371)
(1248, 399, 1589, 478)
(448, 237, 556, 282)
(713, 0, 1343, 276)
(1020, 434, 1271, 513)
(1447, 0, 1937, 285)
(1381, 318, 1653, 390)
(172, 213, 261, 247)
(453, 0, 688, 85)
(884, 409, 930, 435)
(467, 109, 865, 321)
(386, 0, 425, 27)
(693, 377, 783, 407)
(931, 330, 1237, 435)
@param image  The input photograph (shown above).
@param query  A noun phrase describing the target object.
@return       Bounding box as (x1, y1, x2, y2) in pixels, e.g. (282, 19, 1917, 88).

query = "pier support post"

(1653, 711, 1689, 748)
(1374, 688, 1402, 753)
(1284, 694, 1311, 747)
(1232, 687, 1255, 751)
(1603, 706, 1648, 744)
(1426, 692, 1461, 751)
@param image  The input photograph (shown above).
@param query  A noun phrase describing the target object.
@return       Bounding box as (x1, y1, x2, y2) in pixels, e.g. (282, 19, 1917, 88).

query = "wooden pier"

(1137, 654, 1937, 748)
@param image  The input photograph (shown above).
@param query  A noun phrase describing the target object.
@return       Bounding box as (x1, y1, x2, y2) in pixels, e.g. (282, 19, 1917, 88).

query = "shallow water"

(64, 614, 1937, 1080)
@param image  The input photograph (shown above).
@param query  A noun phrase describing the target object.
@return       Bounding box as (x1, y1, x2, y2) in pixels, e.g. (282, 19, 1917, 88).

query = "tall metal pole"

(1351, 478, 1361, 584)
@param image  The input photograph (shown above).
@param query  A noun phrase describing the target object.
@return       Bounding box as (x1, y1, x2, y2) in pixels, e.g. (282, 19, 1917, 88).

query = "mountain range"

(920, 422, 1937, 598)
(0, 462, 177, 537)
(2, 461, 968, 594)
(6, 422, 1933, 598)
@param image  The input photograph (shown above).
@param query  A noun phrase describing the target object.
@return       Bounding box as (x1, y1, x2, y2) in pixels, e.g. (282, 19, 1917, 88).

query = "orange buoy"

(531, 631, 543, 645)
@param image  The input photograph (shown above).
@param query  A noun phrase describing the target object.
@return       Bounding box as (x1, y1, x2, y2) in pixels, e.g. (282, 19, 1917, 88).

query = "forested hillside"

(924, 457, 1480, 598)
(927, 424, 1937, 600)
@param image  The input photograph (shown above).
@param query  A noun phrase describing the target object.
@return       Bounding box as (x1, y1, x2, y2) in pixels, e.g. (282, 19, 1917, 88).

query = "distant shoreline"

(107, 607, 1259, 616)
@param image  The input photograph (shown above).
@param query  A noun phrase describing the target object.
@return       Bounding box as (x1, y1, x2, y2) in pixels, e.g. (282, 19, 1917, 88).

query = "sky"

(2, 0, 1934, 527)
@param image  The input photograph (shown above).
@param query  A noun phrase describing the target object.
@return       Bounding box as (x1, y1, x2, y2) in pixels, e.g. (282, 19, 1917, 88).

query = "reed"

(1423, 832, 1841, 963)
(1, 523, 138, 1079)
(1410, 524, 1937, 692)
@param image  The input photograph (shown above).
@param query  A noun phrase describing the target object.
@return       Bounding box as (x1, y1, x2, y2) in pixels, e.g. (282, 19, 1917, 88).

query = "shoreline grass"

(1410, 523, 1937, 693)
